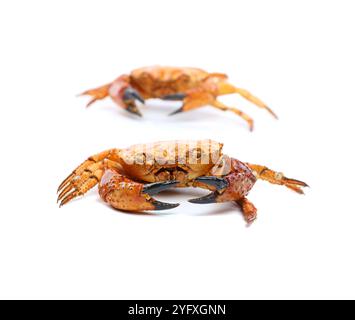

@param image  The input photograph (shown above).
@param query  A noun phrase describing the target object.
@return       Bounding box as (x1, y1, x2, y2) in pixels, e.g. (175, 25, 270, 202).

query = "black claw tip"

(195, 176, 229, 191)
(169, 107, 184, 116)
(143, 180, 179, 196)
(151, 200, 180, 211)
(126, 105, 142, 117)
(123, 88, 145, 104)
(188, 192, 217, 204)
(133, 93, 145, 104)
(162, 93, 186, 101)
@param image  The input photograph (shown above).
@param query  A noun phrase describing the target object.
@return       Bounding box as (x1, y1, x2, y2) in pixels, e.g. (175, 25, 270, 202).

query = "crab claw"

(122, 88, 144, 116)
(123, 88, 145, 104)
(99, 170, 180, 212)
(283, 177, 309, 194)
(150, 200, 180, 211)
(142, 180, 180, 210)
(143, 180, 179, 195)
(188, 192, 218, 204)
(188, 176, 228, 204)
(194, 176, 228, 191)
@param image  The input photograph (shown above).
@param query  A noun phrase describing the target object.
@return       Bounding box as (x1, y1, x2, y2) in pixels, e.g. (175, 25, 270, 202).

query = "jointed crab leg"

(216, 82, 278, 119)
(235, 197, 258, 224)
(57, 149, 118, 207)
(168, 88, 255, 131)
(80, 83, 111, 108)
(211, 100, 254, 131)
(169, 89, 214, 116)
(246, 163, 309, 194)
(57, 161, 104, 206)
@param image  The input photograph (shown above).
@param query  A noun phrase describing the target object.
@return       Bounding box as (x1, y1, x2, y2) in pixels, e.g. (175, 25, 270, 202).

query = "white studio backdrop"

(0, 0, 354, 299)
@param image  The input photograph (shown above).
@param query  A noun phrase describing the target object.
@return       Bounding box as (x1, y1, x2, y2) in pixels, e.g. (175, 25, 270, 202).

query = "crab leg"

(57, 161, 104, 207)
(168, 88, 255, 130)
(211, 100, 254, 131)
(246, 163, 309, 194)
(80, 83, 111, 107)
(168, 88, 215, 116)
(216, 81, 278, 119)
(235, 197, 258, 224)
(57, 149, 119, 207)
(99, 169, 179, 211)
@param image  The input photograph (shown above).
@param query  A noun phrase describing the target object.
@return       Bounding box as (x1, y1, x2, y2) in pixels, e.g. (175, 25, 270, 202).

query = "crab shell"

(130, 66, 209, 98)
(129, 66, 226, 98)
(115, 139, 224, 184)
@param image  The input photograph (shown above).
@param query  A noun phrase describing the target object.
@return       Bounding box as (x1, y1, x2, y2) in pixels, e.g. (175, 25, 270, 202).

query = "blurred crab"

(81, 66, 276, 130)
(57, 140, 307, 224)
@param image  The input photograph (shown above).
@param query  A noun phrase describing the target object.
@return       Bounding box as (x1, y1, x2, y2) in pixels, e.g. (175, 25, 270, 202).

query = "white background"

(0, 0, 354, 300)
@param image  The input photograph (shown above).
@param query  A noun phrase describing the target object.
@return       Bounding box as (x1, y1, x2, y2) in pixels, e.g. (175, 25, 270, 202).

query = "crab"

(57, 140, 307, 223)
(80, 66, 277, 131)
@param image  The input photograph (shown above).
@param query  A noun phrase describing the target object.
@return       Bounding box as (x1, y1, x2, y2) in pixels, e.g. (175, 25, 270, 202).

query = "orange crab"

(57, 140, 307, 223)
(81, 66, 277, 130)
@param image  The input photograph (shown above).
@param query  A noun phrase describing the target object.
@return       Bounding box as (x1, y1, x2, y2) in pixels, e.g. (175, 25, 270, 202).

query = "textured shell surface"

(130, 66, 209, 83)
(129, 66, 211, 97)
(117, 140, 224, 181)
